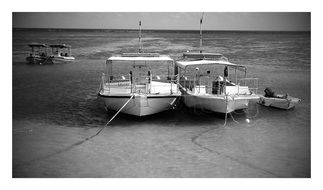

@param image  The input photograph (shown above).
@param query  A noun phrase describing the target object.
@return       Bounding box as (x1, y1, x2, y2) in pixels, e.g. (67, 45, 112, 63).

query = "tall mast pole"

(139, 21, 142, 53)
(199, 13, 204, 53)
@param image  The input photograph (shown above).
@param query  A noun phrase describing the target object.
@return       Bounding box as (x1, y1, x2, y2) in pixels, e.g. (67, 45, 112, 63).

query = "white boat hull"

(99, 93, 179, 116)
(182, 93, 259, 113)
(26, 56, 48, 64)
(182, 88, 259, 113)
(50, 56, 75, 64)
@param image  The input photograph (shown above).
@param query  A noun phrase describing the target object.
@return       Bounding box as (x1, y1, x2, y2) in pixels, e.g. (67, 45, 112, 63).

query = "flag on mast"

(199, 13, 204, 53)
(139, 21, 142, 52)
(200, 12, 204, 24)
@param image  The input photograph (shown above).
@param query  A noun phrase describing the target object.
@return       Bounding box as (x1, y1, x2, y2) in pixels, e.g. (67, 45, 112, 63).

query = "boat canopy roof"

(108, 53, 173, 62)
(176, 59, 245, 70)
(121, 53, 161, 57)
(49, 44, 71, 48)
(183, 52, 225, 59)
(177, 52, 245, 70)
(28, 43, 47, 47)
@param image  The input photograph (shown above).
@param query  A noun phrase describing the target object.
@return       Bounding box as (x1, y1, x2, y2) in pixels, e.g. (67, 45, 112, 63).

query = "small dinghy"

(258, 88, 301, 110)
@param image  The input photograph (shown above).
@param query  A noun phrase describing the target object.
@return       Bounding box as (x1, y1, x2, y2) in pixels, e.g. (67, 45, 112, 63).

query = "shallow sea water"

(12, 29, 310, 177)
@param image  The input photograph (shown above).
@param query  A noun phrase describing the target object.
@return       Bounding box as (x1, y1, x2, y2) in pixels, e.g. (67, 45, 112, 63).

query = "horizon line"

(12, 27, 310, 32)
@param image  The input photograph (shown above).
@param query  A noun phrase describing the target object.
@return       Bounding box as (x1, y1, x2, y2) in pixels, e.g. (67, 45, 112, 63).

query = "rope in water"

(95, 94, 135, 136)
(16, 94, 135, 167)
(224, 95, 228, 126)
(244, 101, 259, 119)
(229, 112, 239, 123)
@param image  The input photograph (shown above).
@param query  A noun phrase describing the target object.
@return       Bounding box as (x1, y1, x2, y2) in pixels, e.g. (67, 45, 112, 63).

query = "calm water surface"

(12, 29, 310, 177)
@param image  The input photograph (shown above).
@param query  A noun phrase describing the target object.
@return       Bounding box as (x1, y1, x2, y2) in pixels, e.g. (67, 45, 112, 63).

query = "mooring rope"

(95, 94, 135, 136)
(244, 101, 259, 119)
(233, 109, 246, 115)
(41, 56, 51, 65)
(223, 95, 228, 126)
(223, 95, 241, 126)
(229, 112, 239, 124)
(15, 94, 135, 167)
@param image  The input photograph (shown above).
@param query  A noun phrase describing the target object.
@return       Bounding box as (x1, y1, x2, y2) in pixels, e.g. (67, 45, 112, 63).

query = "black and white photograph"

(12, 11, 311, 178)
(5, 0, 321, 188)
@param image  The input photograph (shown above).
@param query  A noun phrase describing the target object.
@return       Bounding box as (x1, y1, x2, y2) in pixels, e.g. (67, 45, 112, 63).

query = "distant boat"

(26, 43, 75, 65)
(26, 43, 48, 64)
(47, 44, 75, 64)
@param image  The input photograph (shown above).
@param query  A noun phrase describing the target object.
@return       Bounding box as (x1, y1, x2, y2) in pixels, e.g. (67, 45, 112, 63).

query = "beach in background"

(12, 29, 310, 177)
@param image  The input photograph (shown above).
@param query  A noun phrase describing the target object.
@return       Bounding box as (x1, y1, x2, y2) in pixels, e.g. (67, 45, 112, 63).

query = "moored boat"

(98, 53, 181, 116)
(26, 43, 75, 64)
(26, 43, 48, 64)
(47, 44, 75, 64)
(98, 22, 181, 116)
(175, 14, 259, 115)
(176, 52, 260, 114)
(258, 88, 301, 110)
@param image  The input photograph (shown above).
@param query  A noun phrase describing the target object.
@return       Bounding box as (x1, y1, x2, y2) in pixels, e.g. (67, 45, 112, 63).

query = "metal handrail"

(238, 78, 259, 94)
(101, 73, 180, 95)
(179, 75, 259, 95)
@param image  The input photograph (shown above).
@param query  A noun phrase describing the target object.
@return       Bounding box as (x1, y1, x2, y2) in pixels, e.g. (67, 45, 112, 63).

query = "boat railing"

(179, 76, 195, 92)
(147, 74, 180, 95)
(100, 73, 179, 95)
(100, 73, 132, 93)
(237, 78, 259, 94)
(179, 75, 258, 95)
(179, 75, 213, 94)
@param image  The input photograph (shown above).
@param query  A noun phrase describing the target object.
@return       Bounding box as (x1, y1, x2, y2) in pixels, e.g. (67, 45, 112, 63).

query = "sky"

(12, 12, 310, 31)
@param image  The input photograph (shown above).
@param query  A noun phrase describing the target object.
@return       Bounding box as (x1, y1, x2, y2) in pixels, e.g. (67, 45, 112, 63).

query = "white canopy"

(176, 60, 244, 70)
(108, 55, 173, 62)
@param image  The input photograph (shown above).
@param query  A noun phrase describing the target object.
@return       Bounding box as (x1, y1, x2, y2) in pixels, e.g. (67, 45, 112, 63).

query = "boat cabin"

(27, 43, 48, 57)
(98, 20, 182, 116)
(101, 53, 179, 95)
(106, 53, 175, 82)
(49, 44, 72, 57)
(176, 52, 258, 95)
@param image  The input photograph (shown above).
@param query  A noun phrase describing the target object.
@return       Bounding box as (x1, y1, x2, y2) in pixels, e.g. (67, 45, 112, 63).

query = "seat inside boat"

(193, 86, 207, 94)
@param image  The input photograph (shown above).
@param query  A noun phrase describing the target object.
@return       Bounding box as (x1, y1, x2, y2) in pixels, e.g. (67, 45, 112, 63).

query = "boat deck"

(101, 81, 179, 96)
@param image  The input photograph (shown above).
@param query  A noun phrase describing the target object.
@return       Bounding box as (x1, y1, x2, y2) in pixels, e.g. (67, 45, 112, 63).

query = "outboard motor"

(264, 87, 275, 97)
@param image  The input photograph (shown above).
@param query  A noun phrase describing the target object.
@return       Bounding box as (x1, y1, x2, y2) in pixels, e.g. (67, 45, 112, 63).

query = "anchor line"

(15, 95, 135, 168)
(244, 101, 259, 119)
(223, 95, 240, 126)
(224, 95, 228, 126)
(41, 56, 52, 64)
(95, 94, 135, 136)
(229, 112, 239, 124)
